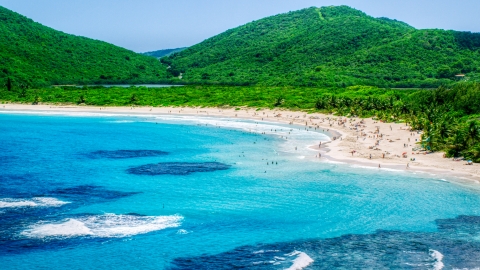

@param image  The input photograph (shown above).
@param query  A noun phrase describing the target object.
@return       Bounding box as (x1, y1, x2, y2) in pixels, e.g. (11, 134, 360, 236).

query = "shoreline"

(1, 103, 479, 186)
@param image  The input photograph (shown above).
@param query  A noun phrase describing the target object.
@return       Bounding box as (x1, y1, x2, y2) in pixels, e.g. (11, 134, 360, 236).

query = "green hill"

(142, 48, 187, 59)
(0, 6, 167, 87)
(162, 6, 480, 88)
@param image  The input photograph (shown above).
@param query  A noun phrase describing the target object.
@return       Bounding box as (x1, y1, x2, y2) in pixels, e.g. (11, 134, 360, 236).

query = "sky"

(1, 0, 479, 53)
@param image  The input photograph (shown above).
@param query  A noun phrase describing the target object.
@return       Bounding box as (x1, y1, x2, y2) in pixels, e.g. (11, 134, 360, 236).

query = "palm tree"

(466, 120, 480, 146)
(274, 96, 284, 107)
(130, 93, 138, 104)
(422, 119, 435, 150)
(329, 95, 337, 108)
(466, 144, 480, 162)
(315, 98, 324, 110)
(77, 94, 86, 104)
(433, 115, 453, 144)
(446, 129, 467, 157)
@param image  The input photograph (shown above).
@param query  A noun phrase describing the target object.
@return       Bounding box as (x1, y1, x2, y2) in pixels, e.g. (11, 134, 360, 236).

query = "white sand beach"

(2, 103, 479, 184)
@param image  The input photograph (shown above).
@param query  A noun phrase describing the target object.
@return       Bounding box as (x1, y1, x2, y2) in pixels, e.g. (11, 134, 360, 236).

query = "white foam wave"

(349, 164, 404, 172)
(252, 249, 280, 254)
(322, 160, 347, 165)
(176, 229, 190, 235)
(109, 120, 135, 123)
(0, 197, 69, 208)
(152, 115, 330, 154)
(429, 249, 444, 270)
(22, 214, 183, 239)
(285, 251, 314, 270)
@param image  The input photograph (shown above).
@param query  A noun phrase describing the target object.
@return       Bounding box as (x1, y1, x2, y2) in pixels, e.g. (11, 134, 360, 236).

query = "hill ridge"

(0, 6, 167, 87)
(162, 5, 480, 87)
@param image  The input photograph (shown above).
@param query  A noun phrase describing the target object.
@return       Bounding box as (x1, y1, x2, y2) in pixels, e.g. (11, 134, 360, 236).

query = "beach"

(1, 103, 479, 184)
(2, 103, 480, 269)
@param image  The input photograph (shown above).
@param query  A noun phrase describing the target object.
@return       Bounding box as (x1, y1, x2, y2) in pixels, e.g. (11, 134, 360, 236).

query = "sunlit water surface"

(1, 112, 480, 269)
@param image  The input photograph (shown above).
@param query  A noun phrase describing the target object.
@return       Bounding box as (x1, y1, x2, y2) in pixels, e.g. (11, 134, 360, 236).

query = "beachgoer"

(378, 164, 381, 168)
(406, 163, 410, 169)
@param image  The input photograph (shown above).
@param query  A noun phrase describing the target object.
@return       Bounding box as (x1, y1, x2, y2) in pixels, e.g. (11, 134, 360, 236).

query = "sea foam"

(22, 214, 183, 239)
(285, 251, 314, 270)
(0, 197, 69, 208)
(152, 115, 330, 154)
(429, 249, 444, 270)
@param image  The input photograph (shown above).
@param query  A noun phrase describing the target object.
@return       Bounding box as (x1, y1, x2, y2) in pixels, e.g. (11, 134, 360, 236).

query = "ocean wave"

(21, 214, 183, 239)
(430, 249, 444, 270)
(0, 197, 69, 209)
(152, 115, 330, 149)
(108, 120, 135, 123)
(349, 164, 404, 172)
(250, 250, 313, 269)
(285, 251, 314, 270)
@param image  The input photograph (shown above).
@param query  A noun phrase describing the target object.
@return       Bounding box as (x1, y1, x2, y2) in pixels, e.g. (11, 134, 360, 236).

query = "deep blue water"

(1, 112, 480, 269)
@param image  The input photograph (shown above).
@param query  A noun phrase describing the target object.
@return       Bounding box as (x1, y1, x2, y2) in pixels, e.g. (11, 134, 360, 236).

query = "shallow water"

(1, 112, 480, 269)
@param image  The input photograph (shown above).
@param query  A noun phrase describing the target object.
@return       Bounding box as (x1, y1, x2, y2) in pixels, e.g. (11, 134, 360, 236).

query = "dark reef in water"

(86, 150, 168, 159)
(127, 162, 231, 176)
(170, 215, 480, 269)
(52, 185, 140, 201)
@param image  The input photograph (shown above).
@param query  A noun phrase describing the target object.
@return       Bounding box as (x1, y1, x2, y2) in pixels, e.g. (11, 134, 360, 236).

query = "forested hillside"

(163, 6, 480, 88)
(0, 6, 167, 87)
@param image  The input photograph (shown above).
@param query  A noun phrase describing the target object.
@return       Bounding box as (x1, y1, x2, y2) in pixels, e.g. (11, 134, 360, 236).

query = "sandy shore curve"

(1, 103, 479, 185)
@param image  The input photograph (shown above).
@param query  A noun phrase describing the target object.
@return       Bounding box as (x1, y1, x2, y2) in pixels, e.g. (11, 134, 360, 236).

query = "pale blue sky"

(1, 0, 479, 52)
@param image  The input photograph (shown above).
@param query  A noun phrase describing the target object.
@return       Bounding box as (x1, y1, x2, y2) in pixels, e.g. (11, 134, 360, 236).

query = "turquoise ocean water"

(1, 111, 480, 269)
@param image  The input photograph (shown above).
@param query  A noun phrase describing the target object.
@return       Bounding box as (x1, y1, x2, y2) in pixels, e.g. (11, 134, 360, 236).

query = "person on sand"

(406, 163, 410, 169)
(378, 164, 381, 168)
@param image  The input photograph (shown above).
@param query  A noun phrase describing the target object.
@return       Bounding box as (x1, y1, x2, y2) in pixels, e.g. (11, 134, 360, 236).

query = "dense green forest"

(163, 6, 480, 88)
(1, 83, 479, 161)
(142, 48, 187, 59)
(3, 5, 480, 88)
(0, 5, 479, 161)
(0, 6, 168, 88)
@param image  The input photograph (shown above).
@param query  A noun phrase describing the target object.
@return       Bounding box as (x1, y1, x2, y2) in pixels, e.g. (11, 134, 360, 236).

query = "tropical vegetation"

(0, 6, 167, 88)
(163, 6, 480, 88)
(1, 5, 479, 161)
(1, 83, 479, 161)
